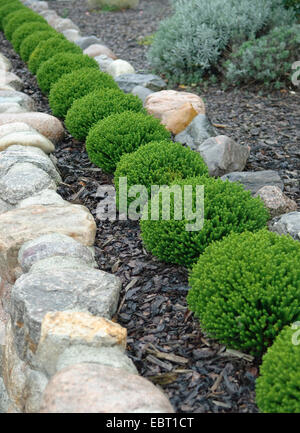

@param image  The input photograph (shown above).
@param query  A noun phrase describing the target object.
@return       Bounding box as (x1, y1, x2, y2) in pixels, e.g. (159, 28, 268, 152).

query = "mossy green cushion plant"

(28, 36, 82, 74)
(0, 2, 25, 31)
(19, 30, 59, 62)
(36, 53, 99, 95)
(86, 111, 171, 173)
(256, 325, 300, 413)
(11, 22, 53, 53)
(114, 141, 209, 212)
(4, 9, 46, 41)
(65, 89, 144, 141)
(48, 68, 119, 118)
(187, 229, 300, 357)
(140, 176, 269, 268)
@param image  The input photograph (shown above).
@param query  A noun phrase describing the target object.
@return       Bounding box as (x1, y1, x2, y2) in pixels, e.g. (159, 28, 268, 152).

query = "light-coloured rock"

(52, 18, 80, 33)
(0, 204, 96, 283)
(116, 73, 166, 93)
(0, 198, 12, 215)
(131, 85, 154, 104)
(0, 54, 12, 72)
(255, 186, 298, 218)
(74, 36, 103, 50)
(39, 9, 58, 24)
(24, 369, 48, 413)
(18, 233, 96, 273)
(175, 113, 217, 150)
(62, 29, 81, 42)
(107, 59, 135, 78)
(0, 85, 16, 92)
(221, 170, 284, 195)
(0, 122, 33, 140)
(0, 113, 64, 144)
(27, 1, 49, 12)
(0, 130, 55, 153)
(94, 54, 114, 72)
(270, 211, 300, 241)
(87, 0, 139, 9)
(83, 44, 117, 60)
(0, 71, 23, 92)
(0, 91, 35, 111)
(40, 363, 174, 413)
(29, 256, 97, 273)
(0, 378, 13, 413)
(17, 189, 66, 208)
(198, 135, 250, 177)
(163, 102, 198, 135)
(0, 103, 27, 113)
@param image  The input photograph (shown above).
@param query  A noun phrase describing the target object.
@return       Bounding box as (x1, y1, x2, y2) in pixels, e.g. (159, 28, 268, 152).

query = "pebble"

(107, 59, 135, 78)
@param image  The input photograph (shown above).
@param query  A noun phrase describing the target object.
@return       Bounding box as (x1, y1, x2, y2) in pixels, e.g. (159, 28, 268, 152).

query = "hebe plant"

(4, 9, 46, 41)
(256, 325, 300, 413)
(36, 53, 99, 94)
(49, 68, 119, 118)
(11, 22, 53, 53)
(20, 30, 59, 62)
(65, 89, 144, 141)
(86, 111, 171, 173)
(187, 230, 300, 357)
(0, 1, 25, 31)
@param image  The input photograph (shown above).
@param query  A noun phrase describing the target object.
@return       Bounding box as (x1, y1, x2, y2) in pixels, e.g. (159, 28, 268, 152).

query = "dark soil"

(0, 1, 299, 412)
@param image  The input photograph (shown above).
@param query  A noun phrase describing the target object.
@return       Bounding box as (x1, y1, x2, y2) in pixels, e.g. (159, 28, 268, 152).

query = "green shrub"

(28, 37, 82, 74)
(187, 229, 300, 357)
(11, 22, 53, 53)
(65, 89, 144, 141)
(4, 9, 46, 41)
(283, 0, 300, 16)
(225, 25, 300, 88)
(48, 68, 119, 118)
(0, 2, 25, 31)
(86, 111, 171, 173)
(115, 142, 209, 212)
(19, 30, 59, 62)
(36, 53, 99, 94)
(256, 325, 300, 413)
(140, 176, 269, 268)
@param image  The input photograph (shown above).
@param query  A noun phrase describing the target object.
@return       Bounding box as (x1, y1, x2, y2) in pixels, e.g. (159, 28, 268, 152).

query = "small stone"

(0, 113, 64, 144)
(0, 91, 35, 111)
(39, 363, 174, 413)
(0, 103, 27, 113)
(0, 71, 23, 92)
(221, 170, 284, 194)
(83, 44, 117, 60)
(0, 129, 55, 153)
(52, 18, 80, 33)
(255, 186, 298, 218)
(198, 135, 250, 177)
(131, 85, 153, 104)
(94, 54, 114, 73)
(115, 73, 166, 93)
(175, 113, 217, 150)
(18, 233, 96, 273)
(74, 36, 103, 50)
(270, 212, 300, 241)
(107, 59, 135, 78)
(0, 54, 12, 72)
(163, 102, 198, 135)
(62, 29, 81, 42)
(17, 189, 66, 209)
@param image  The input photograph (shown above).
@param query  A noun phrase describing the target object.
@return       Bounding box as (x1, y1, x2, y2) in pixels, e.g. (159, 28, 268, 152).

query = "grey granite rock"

(115, 73, 166, 93)
(131, 85, 154, 104)
(24, 370, 48, 413)
(17, 189, 66, 208)
(29, 256, 97, 273)
(175, 114, 217, 150)
(0, 91, 35, 111)
(74, 36, 103, 50)
(0, 197, 12, 214)
(221, 170, 284, 195)
(270, 212, 300, 241)
(94, 54, 114, 72)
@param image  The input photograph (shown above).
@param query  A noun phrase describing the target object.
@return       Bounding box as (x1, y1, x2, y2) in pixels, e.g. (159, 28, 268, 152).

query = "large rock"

(163, 102, 199, 135)
(0, 91, 35, 111)
(17, 189, 66, 209)
(198, 135, 250, 177)
(0, 204, 96, 283)
(10, 269, 121, 362)
(94, 54, 113, 73)
(62, 29, 81, 42)
(221, 170, 284, 195)
(0, 198, 12, 215)
(0, 113, 64, 144)
(0, 54, 12, 72)
(18, 233, 96, 273)
(0, 126, 55, 153)
(255, 186, 298, 218)
(115, 73, 166, 93)
(52, 18, 80, 33)
(0, 71, 23, 92)
(270, 212, 300, 241)
(28, 256, 96, 273)
(39, 363, 174, 413)
(26, 1, 49, 12)
(131, 85, 153, 104)
(87, 0, 139, 9)
(83, 44, 117, 60)
(175, 113, 218, 150)
(0, 103, 27, 114)
(74, 36, 103, 50)
(107, 59, 135, 78)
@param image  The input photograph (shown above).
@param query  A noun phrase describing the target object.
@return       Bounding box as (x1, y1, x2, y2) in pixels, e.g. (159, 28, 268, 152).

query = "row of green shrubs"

(2, 0, 299, 413)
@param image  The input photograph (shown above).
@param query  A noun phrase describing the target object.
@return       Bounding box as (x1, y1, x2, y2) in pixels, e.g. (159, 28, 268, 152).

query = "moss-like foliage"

(11, 21, 53, 53)
(36, 53, 99, 95)
(28, 36, 82, 74)
(187, 229, 300, 357)
(65, 89, 144, 141)
(256, 325, 300, 413)
(86, 111, 171, 173)
(49, 68, 119, 118)
(19, 30, 60, 62)
(115, 141, 209, 212)
(140, 176, 269, 268)
(0, 2, 25, 31)
(4, 9, 46, 41)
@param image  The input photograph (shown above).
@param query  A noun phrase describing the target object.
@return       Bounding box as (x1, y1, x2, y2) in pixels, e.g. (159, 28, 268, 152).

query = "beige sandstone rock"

(83, 44, 117, 60)
(255, 185, 298, 218)
(0, 130, 55, 153)
(163, 102, 199, 135)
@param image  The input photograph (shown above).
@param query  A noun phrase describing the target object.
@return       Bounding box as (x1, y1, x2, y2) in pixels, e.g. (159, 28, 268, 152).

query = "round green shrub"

(36, 53, 99, 95)
(140, 176, 269, 268)
(48, 68, 119, 118)
(187, 229, 300, 357)
(4, 9, 46, 41)
(28, 37, 82, 74)
(0, 2, 25, 31)
(86, 111, 172, 173)
(114, 141, 209, 211)
(256, 325, 300, 413)
(11, 21, 53, 53)
(19, 30, 60, 62)
(65, 89, 144, 141)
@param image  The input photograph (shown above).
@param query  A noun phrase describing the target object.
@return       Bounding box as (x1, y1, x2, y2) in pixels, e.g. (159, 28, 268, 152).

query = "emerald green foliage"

(65, 89, 144, 141)
(28, 36, 81, 74)
(225, 25, 300, 88)
(0, 2, 25, 31)
(187, 230, 300, 357)
(36, 53, 99, 94)
(4, 9, 46, 41)
(86, 112, 171, 173)
(256, 325, 300, 413)
(11, 22, 52, 53)
(114, 142, 209, 211)
(48, 68, 119, 118)
(19, 30, 58, 62)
